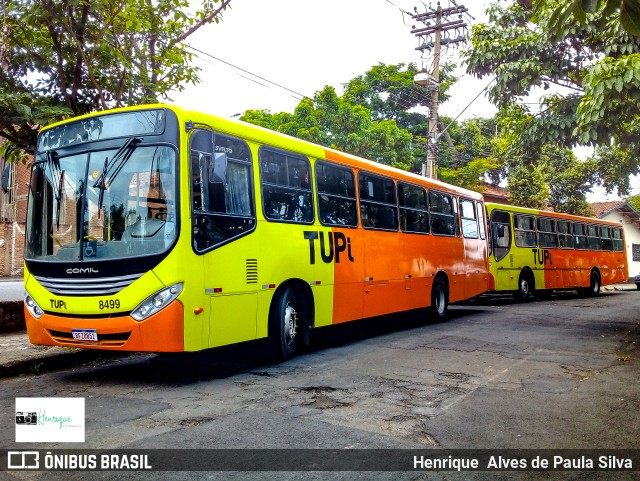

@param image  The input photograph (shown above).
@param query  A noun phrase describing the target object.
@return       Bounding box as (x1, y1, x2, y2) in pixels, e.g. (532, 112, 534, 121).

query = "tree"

(342, 62, 457, 171)
(539, 144, 596, 215)
(463, 1, 640, 195)
(507, 163, 549, 209)
(528, 0, 640, 37)
(242, 86, 414, 170)
(0, 0, 232, 160)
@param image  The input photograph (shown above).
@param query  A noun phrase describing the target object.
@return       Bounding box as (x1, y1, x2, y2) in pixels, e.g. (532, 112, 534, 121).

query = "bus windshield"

(25, 143, 178, 262)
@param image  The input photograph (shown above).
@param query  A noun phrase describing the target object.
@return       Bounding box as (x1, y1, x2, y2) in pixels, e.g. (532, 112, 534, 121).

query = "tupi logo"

(532, 248, 552, 266)
(304, 231, 354, 265)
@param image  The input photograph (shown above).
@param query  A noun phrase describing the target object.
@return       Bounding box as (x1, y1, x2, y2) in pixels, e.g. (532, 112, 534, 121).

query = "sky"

(170, 0, 638, 201)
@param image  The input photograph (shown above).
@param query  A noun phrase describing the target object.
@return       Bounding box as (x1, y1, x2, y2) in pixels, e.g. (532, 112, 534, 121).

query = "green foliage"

(628, 194, 640, 211)
(242, 86, 414, 169)
(439, 157, 500, 192)
(590, 144, 639, 195)
(463, 0, 640, 195)
(532, 0, 640, 37)
(539, 145, 596, 215)
(0, 0, 231, 155)
(507, 163, 549, 209)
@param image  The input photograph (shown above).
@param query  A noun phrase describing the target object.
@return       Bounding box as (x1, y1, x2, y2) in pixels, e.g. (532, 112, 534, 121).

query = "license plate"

(71, 329, 98, 342)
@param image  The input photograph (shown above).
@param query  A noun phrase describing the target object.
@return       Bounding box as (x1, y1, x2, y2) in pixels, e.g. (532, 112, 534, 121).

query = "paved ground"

(0, 286, 638, 480)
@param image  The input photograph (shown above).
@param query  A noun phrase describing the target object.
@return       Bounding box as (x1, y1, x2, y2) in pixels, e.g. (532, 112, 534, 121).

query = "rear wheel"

(580, 271, 601, 297)
(431, 277, 449, 321)
(270, 287, 300, 360)
(588, 271, 601, 296)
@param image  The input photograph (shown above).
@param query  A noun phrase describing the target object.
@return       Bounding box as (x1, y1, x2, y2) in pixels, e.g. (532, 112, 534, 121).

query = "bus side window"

(398, 182, 429, 234)
(259, 148, 313, 224)
(316, 161, 357, 227)
(573, 222, 588, 249)
(558, 220, 573, 249)
(359, 173, 398, 231)
(460, 198, 479, 239)
(429, 190, 456, 236)
(537, 217, 558, 248)
(612, 227, 624, 252)
(587, 224, 601, 250)
(514, 214, 537, 248)
(190, 130, 256, 251)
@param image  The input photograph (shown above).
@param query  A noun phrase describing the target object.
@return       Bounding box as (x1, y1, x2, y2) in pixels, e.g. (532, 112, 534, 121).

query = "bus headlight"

(131, 283, 183, 322)
(25, 293, 44, 319)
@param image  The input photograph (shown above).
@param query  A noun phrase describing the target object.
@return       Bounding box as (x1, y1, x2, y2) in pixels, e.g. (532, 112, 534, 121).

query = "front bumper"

(24, 300, 185, 352)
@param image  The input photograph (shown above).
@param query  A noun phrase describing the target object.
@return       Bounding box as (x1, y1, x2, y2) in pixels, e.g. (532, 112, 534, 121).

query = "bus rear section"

(486, 203, 628, 299)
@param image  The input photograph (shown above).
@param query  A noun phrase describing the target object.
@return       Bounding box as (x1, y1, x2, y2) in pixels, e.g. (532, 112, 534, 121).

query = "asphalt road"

(1, 289, 639, 480)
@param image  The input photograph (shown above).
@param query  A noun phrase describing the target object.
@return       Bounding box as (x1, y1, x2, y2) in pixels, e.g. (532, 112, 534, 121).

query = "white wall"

(601, 210, 640, 278)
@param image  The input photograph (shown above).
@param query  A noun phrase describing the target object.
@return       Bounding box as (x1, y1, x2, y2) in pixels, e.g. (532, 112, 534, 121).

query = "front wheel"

(270, 287, 300, 360)
(430, 277, 449, 321)
(516, 271, 534, 301)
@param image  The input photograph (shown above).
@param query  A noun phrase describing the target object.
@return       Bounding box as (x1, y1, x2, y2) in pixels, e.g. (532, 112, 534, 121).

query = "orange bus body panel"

(25, 301, 185, 352)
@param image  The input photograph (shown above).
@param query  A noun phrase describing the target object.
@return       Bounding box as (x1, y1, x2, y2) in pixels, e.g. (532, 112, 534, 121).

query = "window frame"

(490, 209, 512, 262)
(587, 223, 601, 251)
(557, 219, 573, 249)
(190, 129, 257, 253)
(573, 222, 588, 250)
(460, 197, 479, 239)
(537, 216, 558, 248)
(259, 146, 314, 225)
(315, 160, 358, 228)
(358, 171, 398, 232)
(513, 213, 537, 248)
(612, 227, 624, 252)
(428, 189, 458, 237)
(397, 181, 429, 234)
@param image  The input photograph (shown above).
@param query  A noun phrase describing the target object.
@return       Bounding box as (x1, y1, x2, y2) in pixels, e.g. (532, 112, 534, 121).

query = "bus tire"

(585, 270, 601, 296)
(270, 286, 300, 360)
(431, 277, 449, 321)
(517, 270, 534, 301)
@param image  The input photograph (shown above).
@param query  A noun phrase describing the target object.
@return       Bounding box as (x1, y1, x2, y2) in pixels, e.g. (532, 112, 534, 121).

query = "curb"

(0, 349, 134, 378)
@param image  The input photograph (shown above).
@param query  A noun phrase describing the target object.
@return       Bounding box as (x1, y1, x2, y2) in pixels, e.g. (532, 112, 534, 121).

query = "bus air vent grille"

(246, 259, 258, 284)
(34, 273, 143, 297)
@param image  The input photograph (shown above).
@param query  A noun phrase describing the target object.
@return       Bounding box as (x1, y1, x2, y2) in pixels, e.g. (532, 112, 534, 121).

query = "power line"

(186, 44, 312, 101)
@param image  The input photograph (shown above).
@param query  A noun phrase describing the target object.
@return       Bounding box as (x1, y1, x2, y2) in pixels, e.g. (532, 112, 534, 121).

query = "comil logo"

(66, 267, 99, 275)
(15, 398, 85, 443)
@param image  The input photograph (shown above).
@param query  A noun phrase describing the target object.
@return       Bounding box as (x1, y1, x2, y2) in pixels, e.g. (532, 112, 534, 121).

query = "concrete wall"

(601, 210, 640, 278)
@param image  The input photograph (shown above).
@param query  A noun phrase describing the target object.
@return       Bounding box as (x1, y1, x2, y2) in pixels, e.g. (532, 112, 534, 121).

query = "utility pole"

(410, 2, 468, 178)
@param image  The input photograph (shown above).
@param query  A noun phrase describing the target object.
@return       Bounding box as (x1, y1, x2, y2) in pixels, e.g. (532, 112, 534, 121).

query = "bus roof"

(485, 202, 623, 227)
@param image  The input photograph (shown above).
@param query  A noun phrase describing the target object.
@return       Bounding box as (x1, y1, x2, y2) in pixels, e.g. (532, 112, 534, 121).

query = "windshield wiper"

(94, 136, 141, 215)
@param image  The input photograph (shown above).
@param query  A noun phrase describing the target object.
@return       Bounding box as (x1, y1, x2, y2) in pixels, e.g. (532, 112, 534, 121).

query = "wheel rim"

(520, 278, 529, 297)
(592, 275, 600, 293)
(435, 285, 446, 315)
(283, 302, 298, 347)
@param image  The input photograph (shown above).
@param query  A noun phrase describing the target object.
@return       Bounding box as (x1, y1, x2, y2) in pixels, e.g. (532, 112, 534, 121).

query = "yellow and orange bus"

(24, 104, 489, 358)
(486, 202, 628, 299)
